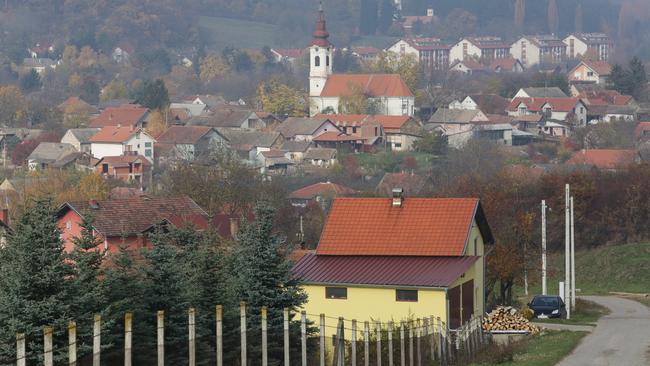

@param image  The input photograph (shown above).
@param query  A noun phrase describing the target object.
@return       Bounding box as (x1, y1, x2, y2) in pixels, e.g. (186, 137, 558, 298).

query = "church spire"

(312, 1, 330, 47)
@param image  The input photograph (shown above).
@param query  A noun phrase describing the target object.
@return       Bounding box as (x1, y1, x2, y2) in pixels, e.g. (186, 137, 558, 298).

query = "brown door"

(448, 285, 461, 329)
(462, 280, 475, 324)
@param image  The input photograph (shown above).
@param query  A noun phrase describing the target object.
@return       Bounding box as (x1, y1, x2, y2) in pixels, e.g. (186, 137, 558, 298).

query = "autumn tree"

(100, 79, 129, 102)
(78, 173, 109, 201)
(368, 52, 420, 92)
(547, 0, 558, 35)
(199, 54, 230, 82)
(0, 85, 28, 127)
(145, 110, 168, 138)
(514, 0, 525, 33)
(257, 80, 306, 117)
(338, 82, 377, 114)
(575, 1, 583, 33)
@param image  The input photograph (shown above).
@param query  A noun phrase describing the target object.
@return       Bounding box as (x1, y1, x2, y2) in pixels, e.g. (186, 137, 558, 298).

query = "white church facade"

(308, 5, 415, 117)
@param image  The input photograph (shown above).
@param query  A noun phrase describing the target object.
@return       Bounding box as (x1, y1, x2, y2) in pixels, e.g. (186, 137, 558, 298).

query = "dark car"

(527, 295, 567, 318)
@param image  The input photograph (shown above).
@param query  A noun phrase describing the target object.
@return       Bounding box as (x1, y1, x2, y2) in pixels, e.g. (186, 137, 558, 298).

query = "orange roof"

(315, 114, 411, 130)
(566, 149, 638, 169)
(320, 74, 414, 98)
(582, 60, 612, 76)
(508, 97, 582, 112)
(313, 132, 357, 142)
(316, 198, 492, 256)
(289, 182, 357, 200)
(89, 126, 147, 143)
(90, 105, 148, 128)
(635, 122, 650, 138)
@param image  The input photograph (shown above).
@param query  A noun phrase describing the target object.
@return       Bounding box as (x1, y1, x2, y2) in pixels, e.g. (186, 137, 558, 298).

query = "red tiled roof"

(582, 60, 612, 76)
(313, 132, 358, 142)
(453, 59, 486, 71)
(635, 122, 650, 138)
(490, 58, 520, 71)
(96, 154, 151, 167)
(315, 114, 412, 130)
(320, 74, 414, 98)
(566, 149, 638, 169)
(352, 46, 380, 55)
(508, 97, 582, 112)
(293, 253, 479, 288)
(59, 196, 209, 237)
(289, 182, 357, 200)
(377, 173, 427, 196)
(317, 198, 488, 256)
(157, 126, 214, 144)
(89, 126, 146, 143)
(402, 15, 435, 28)
(90, 105, 148, 128)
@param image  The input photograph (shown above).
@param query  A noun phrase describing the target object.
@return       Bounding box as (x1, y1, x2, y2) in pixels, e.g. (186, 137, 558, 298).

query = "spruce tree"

(628, 57, 647, 100)
(377, 0, 395, 34)
(0, 197, 73, 364)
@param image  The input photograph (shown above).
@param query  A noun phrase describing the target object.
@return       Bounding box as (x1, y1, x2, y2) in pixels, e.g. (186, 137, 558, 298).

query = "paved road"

(556, 296, 650, 366)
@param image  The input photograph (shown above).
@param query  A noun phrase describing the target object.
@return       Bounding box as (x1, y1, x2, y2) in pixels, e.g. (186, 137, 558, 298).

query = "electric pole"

(570, 196, 576, 309)
(565, 184, 571, 319)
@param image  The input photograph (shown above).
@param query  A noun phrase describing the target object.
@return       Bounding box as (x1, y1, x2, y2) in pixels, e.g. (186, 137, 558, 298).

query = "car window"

(532, 296, 559, 307)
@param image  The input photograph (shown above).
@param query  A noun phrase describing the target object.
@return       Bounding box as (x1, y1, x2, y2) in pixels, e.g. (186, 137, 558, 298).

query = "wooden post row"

(69, 321, 77, 366)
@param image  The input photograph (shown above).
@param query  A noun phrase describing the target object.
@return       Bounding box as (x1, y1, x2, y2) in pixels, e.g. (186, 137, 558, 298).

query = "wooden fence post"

(375, 321, 382, 366)
(189, 308, 196, 366)
(388, 321, 394, 366)
(240, 302, 247, 366)
(336, 317, 345, 366)
(261, 306, 268, 366)
(124, 312, 133, 366)
(363, 321, 369, 366)
(157, 310, 164, 366)
(300, 311, 307, 366)
(68, 321, 77, 366)
(351, 320, 357, 366)
(216, 305, 223, 366)
(283, 308, 289, 366)
(319, 314, 325, 366)
(399, 321, 405, 366)
(93, 315, 101, 366)
(16, 333, 25, 366)
(44, 326, 53, 366)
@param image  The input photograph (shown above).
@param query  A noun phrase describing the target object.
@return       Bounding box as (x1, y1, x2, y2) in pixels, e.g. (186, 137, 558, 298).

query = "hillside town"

(0, 0, 650, 365)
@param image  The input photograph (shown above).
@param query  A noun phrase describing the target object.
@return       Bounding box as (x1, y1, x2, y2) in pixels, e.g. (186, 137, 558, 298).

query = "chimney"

(0, 208, 9, 226)
(392, 188, 404, 208)
(89, 200, 100, 209)
(229, 218, 239, 239)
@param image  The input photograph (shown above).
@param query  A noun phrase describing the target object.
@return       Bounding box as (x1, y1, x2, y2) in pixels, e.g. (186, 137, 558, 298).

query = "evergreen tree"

(377, 0, 395, 34)
(547, 0, 558, 35)
(575, 1, 583, 33)
(136, 79, 170, 110)
(628, 56, 648, 100)
(19, 69, 41, 92)
(609, 64, 628, 94)
(359, 0, 378, 35)
(0, 197, 73, 364)
(228, 202, 308, 365)
(514, 0, 525, 33)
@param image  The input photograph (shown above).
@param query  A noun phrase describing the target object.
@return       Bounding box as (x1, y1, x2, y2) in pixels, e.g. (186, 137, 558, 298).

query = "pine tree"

(377, 0, 395, 34)
(360, 0, 378, 35)
(608, 64, 628, 94)
(628, 56, 648, 100)
(547, 0, 558, 35)
(575, 1, 583, 33)
(0, 197, 73, 364)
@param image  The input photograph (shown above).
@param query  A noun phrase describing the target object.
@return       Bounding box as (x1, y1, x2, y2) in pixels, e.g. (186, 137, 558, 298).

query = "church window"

(326, 56, 330, 66)
(315, 56, 321, 67)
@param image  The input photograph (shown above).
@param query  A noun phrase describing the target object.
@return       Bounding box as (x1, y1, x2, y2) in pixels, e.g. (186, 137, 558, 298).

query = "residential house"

(449, 36, 511, 65)
(568, 60, 611, 85)
(169, 102, 209, 118)
(490, 58, 525, 73)
(95, 155, 152, 189)
(186, 95, 227, 109)
(61, 128, 101, 153)
(50, 152, 95, 171)
(57, 196, 209, 254)
(311, 132, 359, 151)
(425, 109, 489, 147)
(372, 115, 423, 151)
(89, 126, 156, 162)
(188, 107, 265, 130)
(292, 196, 494, 331)
(635, 122, 650, 141)
(563, 33, 613, 61)
(314, 114, 386, 150)
(449, 59, 488, 75)
(90, 105, 150, 129)
(376, 172, 429, 196)
(385, 38, 450, 71)
(27, 142, 77, 170)
(281, 141, 312, 163)
(473, 123, 515, 146)
(257, 150, 295, 175)
(449, 94, 510, 115)
(112, 46, 132, 63)
(399, 9, 436, 34)
(270, 48, 305, 65)
(289, 182, 357, 208)
(308, 7, 415, 117)
(217, 128, 283, 163)
(277, 117, 340, 142)
(507, 97, 588, 126)
(510, 35, 567, 67)
(156, 126, 227, 161)
(537, 120, 570, 137)
(302, 148, 337, 167)
(566, 149, 639, 171)
(57, 97, 99, 116)
(514, 87, 568, 99)
(22, 58, 57, 74)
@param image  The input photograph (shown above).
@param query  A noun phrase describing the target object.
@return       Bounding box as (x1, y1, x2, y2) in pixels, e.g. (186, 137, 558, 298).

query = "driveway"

(555, 296, 650, 366)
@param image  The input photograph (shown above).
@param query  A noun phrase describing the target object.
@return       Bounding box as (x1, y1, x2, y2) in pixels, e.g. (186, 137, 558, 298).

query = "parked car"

(527, 295, 567, 318)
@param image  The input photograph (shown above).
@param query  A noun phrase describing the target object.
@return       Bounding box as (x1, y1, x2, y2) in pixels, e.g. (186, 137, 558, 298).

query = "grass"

(199, 16, 282, 50)
(470, 330, 587, 366)
(532, 298, 609, 326)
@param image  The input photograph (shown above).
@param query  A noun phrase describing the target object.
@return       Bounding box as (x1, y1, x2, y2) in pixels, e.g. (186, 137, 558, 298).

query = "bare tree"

(575, 1, 583, 33)
(514, 0, 525, 33)
(548, 0, 559, 35)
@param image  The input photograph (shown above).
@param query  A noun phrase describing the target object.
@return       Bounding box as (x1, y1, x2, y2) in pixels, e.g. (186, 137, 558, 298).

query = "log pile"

(482, 306, 540, 334)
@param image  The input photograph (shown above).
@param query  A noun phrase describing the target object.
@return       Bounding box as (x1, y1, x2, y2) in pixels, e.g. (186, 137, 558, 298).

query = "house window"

(518, 106, 527, 115)
(587, 71, 594, 77)
(145, 149, 152, 157)
(102, 164, 108, 173)
(352, 127, 357, 134)
(396, 289, 418, 302)
(314, 56, 321, 67)
(66, 221, 72, 230)
(325, 287, 347, 299)
(326, 56, 330, 66)
(145, 142, 152, 147)
(394, 142, 402, 149)
(125, 145, 133, 151)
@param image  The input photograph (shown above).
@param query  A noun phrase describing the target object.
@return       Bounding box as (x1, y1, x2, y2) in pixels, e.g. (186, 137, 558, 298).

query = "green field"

(199, 16, 282, 50)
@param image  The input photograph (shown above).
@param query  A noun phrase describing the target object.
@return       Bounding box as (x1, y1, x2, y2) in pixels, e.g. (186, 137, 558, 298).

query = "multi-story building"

(511, 35, 567, 67)
(449, 37, 511, 65)
(386, 38, 450, 71)
(564, 33, 613, 61)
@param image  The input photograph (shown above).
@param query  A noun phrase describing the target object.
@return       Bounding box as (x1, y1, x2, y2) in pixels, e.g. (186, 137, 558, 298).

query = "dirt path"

(555, 296, 650, 366)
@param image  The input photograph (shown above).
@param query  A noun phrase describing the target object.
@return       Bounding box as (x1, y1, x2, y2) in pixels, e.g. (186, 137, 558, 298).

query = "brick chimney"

(392, 188, 404, 208)
(0, 208, 9, 226)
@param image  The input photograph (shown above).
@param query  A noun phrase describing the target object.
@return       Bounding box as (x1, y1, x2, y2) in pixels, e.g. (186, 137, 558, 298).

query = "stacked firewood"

(482, 306, 540, 334)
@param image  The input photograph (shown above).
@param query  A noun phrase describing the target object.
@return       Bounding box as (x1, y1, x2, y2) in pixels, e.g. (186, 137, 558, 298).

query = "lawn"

(470, 331, 587, 366)
(199, 16, 282, 50)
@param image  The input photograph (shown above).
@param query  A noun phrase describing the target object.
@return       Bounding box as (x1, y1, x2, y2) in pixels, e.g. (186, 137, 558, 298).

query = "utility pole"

(541, 200, 548, 295)
(570, 196, 576, 309)
(565, 184, 571, 319)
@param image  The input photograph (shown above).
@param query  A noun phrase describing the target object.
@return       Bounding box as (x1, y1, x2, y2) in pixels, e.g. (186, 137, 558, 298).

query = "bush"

(470, 339, 524, 364)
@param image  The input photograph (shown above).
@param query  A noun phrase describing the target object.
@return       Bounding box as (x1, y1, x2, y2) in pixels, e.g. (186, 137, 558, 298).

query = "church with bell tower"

(308, 2, 415, 117)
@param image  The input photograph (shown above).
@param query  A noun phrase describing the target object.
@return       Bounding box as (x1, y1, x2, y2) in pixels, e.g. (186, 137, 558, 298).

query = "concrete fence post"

(429, 316, 435, 362)
(188, 308, 196, 366)
(261, 307, 268, 366)
(408, 322, 414, 366)
(68, 321, 77, 366)
(363, 321, 370, 366)
(16, 333, 26, 366)
(388, 321, 394, 366)
(283, 308, 289, 366)
(416, 319, 422, 366)
(436, 317, 443, 364)
(351, 319, 357, 366)
(44, 326, 53, 366)
(157, 310, 164, 366)
(124, 312, 133, 366)
(93, 315, 101, 366)
(240, 302, 247, 366)
(399, 321, 405, 366)
(300, 311, 307, 366)
(216, 305, 223, 366)
(376, 320, 382, 366)
(319, 314, 325, 366)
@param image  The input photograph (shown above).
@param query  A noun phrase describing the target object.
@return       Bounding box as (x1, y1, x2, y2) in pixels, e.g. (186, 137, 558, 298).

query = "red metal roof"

(293, 253, 479, 288)
(320, 74, 414, 98)
(317, 198, 488, 256)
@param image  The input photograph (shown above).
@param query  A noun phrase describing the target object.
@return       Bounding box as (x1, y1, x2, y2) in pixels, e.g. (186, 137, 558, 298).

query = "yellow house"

(292, 195, 493, 335)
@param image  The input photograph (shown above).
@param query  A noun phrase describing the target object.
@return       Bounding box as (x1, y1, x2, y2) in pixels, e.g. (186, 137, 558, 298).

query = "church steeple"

(312, 1, 330, 47)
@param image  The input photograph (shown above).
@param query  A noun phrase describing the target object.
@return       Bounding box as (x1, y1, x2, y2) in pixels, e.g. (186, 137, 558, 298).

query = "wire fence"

(13, 303, 489, 366)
